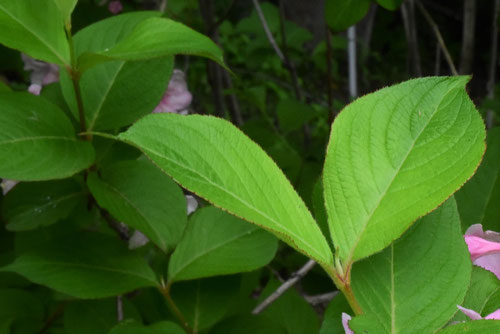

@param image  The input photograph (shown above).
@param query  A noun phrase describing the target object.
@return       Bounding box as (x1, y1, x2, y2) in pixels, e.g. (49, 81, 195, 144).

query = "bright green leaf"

(2, 179, 85, 231)
(0, 0, 69, 64)
(53, 0, 78, 25)
(0, 92, 94, 181)
(1, 230, 158, 298)
(456, 128, 500, 231)
(60, 11, 172, 131)
(323, 76, 485, 264)
(437, 320, 500, 333)
(350, 198, 472, 333)
(376, 0, 404, 11)
(325, 0, 371, 32)
(119, 114, 333, 266)
(87, 160, 187, 252)
(170, 276, 240, 332)
(78, 17, 225, 71)
(168, 206, 278, 282)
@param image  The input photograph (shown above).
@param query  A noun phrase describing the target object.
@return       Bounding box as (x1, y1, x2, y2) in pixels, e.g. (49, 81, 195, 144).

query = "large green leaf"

(87, 160, 187, 252)
(170, 276, 240, 332)
(350, 198, 471, 333)
(168, 206, 278, 282)
(108, 320, 185, 334)
(376, 0, 404, 10)
(60, 12, 172, 131)
(325, 0, 371, 32)
(118, 114, 333, 266)
(323, 76, 485, 264)
(438, 320, 500, 333)
(456, 128, 500, 231)
(0, 92, 94, 181)
(0, 0, 69, 64)
(78, 17, 225, 71)
(319, 294, 351, 334)
(2, 179, 85, 231)
(1, 230, 158, 298)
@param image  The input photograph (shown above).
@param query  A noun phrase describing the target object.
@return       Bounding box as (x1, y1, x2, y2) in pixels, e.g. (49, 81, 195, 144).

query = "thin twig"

(416, 1, 458, 76)
(434, 41, 441, 75)
(159, 282, 194, 334)
(222, 70, 243, 126)
(117, 295, 124, 322)
(158, 0, 167, 12)
(401, 1, 422, 76)
(459, 0, 476, 74)
(347, 26, 358, 98)
(486, 0, 500, 129)
(252, 260, 316, 314)
(252, 0, 285, 62)
(39, 302, 67, 334)
(304, 291, 339, 306)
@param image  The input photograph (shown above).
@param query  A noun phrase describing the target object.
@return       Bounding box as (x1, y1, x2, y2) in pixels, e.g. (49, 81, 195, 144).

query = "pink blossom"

(108, 1, 123, 14)
(342, 313, 354, 334)
(457, 305, 500, 320)
(464, 224, 500, 279)
(153, 69, 192, 114)
(21, 54, 59, 95)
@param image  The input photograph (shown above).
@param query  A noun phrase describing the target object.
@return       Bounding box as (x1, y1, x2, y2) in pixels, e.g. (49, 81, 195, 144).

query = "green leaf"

(2, 179, 85, 231)
(78, 17, 225, 71)
(87, 160, 187, 252)
(376, 0, 404, 11)
(323, 76, 485, 264)
(210, 315, 287, 334)
(0, 92, 95, 181)
(258, 278, 320, 334)
(170, 276, 240, 332)
(0, 81, 10, 91)
(350, 198, 472, 333)
(325, 0, 371, 32)
(108, 320, 185, 334)
(168, 206, 278, 282)
(60, 11, 172, 131)
(53, 0, 78, 25)
(0, 288, 44, 334)
(0, 0, 69, 64)
(118, 114, 333, 266)
(456, 128, 500, 231)
(277, 98, 315, 133)
(64, 299, 142, 334)
(437, 320, 500, 333)
(1, 230, 158, 298)
(453, 267, 500, 322)
(320, 294, 351, 334)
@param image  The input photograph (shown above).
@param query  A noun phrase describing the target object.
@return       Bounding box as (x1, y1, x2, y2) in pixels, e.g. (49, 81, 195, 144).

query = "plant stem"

(321, 262, 363, 315)
(65, 25, 89, 140)
(159, 281, 194, 334)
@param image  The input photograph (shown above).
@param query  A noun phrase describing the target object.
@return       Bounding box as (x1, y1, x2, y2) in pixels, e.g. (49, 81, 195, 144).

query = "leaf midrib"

(345, 82, 460, 264)
(129, 143, 328, 264)
(0, 4, 67, 65)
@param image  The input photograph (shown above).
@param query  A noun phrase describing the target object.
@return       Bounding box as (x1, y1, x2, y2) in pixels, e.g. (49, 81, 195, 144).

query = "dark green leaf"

(168, 206, 277, 282)
(437, 320, 500, 333)
(87, 160, 187, 252)
(376, 0, 404, 11)
(325, 0, 371, 32)
(2, 179, 85, 231)
(320, 294, 351, 334)
(0, 92, 94, 181)
(0, 288, 44, 334)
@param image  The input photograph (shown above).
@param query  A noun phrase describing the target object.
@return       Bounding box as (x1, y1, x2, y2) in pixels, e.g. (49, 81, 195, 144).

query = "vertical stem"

(434, 41, 441, 75)
(66, 26, 89, 139)
(116, 295, 124, 322)
(159, 281, 194, 334)
(459, 0, 476, 74)
(347, 26, 358, 99)
(321, 263, 363, 315)
(325, 25, 335, 123)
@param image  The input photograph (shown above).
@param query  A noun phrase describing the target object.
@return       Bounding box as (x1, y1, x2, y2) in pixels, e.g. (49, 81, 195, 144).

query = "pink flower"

(108, 1, 123, 15)
(457, 305, 500, 320)
(153, 69, 192, 114)
(464, 224, 500, 280)
(21, 54, 59, 95)
(342, 313, 354, 334)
